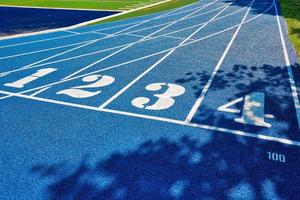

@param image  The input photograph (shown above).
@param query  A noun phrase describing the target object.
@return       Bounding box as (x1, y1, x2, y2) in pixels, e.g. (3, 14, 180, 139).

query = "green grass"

(0, 0, 166, 11)
(280, 0, 300, 58)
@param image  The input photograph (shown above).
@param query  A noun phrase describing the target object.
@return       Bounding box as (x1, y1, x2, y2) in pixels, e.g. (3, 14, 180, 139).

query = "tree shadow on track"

(175, 63, 300, 140)
(30, 133, 300, 200)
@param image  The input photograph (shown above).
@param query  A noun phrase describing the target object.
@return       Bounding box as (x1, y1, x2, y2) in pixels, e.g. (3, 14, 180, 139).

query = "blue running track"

(1, 0, 300, 199)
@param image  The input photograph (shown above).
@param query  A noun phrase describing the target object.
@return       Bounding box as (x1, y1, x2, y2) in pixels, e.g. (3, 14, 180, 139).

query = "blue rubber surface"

(0, 6, 118, 36)
(1, 0, 300, 199)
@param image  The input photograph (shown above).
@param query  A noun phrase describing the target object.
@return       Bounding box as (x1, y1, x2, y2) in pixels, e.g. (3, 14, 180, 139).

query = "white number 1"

(4, 68, 57, 88)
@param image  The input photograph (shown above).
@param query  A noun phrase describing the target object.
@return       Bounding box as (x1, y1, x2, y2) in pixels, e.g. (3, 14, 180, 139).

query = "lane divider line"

(185, 0, 256, 123)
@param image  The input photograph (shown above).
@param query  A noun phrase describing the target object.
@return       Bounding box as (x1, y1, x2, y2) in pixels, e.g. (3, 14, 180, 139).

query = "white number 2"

(57, 74, 115, 99)
(218, 92, 273, 128)
(131, 83, 185, 110)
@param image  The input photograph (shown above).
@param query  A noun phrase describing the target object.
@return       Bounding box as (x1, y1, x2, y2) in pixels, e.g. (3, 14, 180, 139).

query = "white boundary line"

(0, 0, 175, 41)
(185, 0, 256, 122)
(0, 89, 299, 147)
(0, 1, 202, 48)
(0, 3, 275, 100)
(275, 0, 300, 128)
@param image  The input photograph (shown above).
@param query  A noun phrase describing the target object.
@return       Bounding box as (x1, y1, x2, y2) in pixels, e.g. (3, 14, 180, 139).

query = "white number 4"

(218, 92, 273, 128)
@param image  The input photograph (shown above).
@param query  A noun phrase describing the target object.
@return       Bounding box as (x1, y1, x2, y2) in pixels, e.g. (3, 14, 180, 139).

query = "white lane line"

(0, 1, 202, 49)
(0, 3, 247, 76)
(99, 1, 232, 109)
(275, 1, 300, 128)
(61, 1, 217, 80)
(0, 40, 90, 60)
(90, 32, 108, 36)
(125, 33, 152, 39)
(12, 39, 100, 71)
(0, 3, 228, 61)
(0, 89, 299, 147)
(126, 32, 192, 41)
(0, 4, 192, 76)
(0, 3, 275, 101)
(0, 6, 238, 76)
(29, 87, 50, 96)
(185, 0, 255, 123)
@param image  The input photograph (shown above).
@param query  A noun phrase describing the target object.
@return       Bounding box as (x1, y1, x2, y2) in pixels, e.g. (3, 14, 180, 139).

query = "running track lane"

(1, 0, 300, 199)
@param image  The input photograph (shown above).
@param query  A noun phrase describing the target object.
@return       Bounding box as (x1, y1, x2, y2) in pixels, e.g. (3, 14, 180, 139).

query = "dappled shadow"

(30, 133, 300, 200)
(176, 63, 300, 140)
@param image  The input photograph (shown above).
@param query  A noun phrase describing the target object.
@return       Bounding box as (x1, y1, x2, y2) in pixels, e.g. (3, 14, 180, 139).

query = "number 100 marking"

(267, 152, 286, 163)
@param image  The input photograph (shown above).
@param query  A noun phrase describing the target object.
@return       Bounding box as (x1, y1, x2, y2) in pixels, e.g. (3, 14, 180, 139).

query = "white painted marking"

(15, 39, 99, 71)
(56, 75, 115, 98)
(218, 97, 243, 114)
(30, 87, 50, 97)
(185, 0, 255, 123)
(0, 89, 299, 147)
(275, 1, 300, 128)
(0, 41, 89, 60)
(4, 68, 57, 88)
(131, 83, 185, 110)
(234, 92, 271, 128)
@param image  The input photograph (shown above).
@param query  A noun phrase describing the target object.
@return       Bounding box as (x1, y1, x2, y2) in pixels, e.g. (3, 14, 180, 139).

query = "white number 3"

(131, 83, 185, 110)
